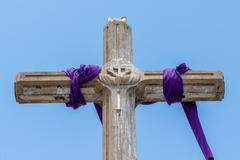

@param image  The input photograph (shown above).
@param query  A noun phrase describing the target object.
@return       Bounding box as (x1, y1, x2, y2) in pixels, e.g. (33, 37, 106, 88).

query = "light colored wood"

(15, 72, 103, 104)
(14, 17, 225, 160)
(136, 70, 224, 103)
(102, 88, 137, 160)
(100, 17, 137, 160)
(15, 70, 224, 104)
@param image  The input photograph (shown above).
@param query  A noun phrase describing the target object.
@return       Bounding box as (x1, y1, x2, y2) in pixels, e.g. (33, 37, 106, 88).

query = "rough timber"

(15, 17, 224, 160)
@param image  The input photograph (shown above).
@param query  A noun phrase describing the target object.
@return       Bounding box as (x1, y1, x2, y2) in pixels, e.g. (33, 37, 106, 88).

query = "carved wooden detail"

(99, 59, 141, 86)
(14, 17, 225, 160)
(14, 70, 224, 104)
(101, 17, 138, 160)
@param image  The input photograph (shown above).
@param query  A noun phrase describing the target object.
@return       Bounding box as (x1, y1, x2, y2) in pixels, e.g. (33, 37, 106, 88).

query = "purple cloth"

(163, 63, 190, 105)
(182, 102, 214, 160)
(94, 103, 103, 123)
(163, 63, 214, 160)
(65, 64, 101, 109)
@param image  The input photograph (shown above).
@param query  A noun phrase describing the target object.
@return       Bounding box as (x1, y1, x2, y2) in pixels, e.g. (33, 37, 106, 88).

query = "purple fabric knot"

(163, 63, 190, 105)
(176, 63, 190, 74)
(163, 63, 214, 160)
(65, 64, 101, 109)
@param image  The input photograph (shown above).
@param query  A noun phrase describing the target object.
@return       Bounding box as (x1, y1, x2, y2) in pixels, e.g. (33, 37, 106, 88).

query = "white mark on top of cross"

(108, 16, 127, 23)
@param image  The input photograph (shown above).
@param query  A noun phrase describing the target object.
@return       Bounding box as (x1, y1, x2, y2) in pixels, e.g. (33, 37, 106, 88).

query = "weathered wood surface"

(15, 72, 103, 104)
(137, 70, 224, 103)
(15, 70, 224, 104)
(101, 16, 137, 160)
(14, 17, 225, 160)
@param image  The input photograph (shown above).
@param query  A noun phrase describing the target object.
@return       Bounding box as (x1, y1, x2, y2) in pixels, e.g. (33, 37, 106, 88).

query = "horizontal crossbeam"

(136, 70, 224, 103)
(15, 72, 103, 104)
(15, 70, 224, 104)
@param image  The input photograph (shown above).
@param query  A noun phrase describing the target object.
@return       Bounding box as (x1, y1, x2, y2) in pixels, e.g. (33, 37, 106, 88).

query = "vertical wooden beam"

(103, 16, 132, 64)
(100, 17, 139, 160)
(102, 88, 137, 160)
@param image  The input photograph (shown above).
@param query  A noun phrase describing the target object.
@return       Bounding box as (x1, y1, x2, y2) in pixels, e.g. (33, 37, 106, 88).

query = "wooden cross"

(15, 17, 224, 160)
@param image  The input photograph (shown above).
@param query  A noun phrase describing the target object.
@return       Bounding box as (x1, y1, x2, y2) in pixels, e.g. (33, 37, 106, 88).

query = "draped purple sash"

(163, 63, 214, 160)
(65, 63, 214, 160)
(65, 64, 103, 123)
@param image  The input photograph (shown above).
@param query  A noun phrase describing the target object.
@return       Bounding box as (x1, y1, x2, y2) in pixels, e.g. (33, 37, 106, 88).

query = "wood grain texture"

(136, 70, 224, 103)
(101, 17, 137, 160)
(15, 70, 224, 104)
(15, 72, 103, 104)
(14, 17, 225, 160)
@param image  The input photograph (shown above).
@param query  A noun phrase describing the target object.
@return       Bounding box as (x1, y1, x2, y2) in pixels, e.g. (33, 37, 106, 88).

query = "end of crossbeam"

(14, 72, 103, 104)
(136, 70, 225, 103)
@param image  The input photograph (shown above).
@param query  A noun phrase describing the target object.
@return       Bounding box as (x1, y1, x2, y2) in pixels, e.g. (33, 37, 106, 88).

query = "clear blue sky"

(0, 0, 239, 159)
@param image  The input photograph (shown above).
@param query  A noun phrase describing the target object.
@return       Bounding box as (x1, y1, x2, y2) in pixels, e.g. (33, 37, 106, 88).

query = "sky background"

(0, 0, 239, 159)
